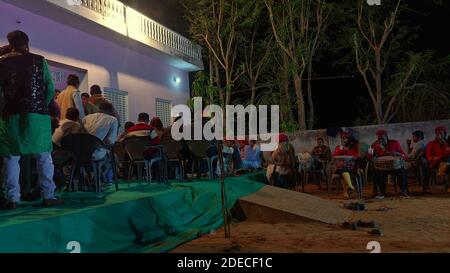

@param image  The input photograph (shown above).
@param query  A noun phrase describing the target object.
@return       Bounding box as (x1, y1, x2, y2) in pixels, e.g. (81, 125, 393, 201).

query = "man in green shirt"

(0, 30, 63, 209)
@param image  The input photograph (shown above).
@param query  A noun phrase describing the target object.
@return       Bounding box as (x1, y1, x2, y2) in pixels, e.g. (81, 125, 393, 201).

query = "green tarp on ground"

(0, 175, 264, 253)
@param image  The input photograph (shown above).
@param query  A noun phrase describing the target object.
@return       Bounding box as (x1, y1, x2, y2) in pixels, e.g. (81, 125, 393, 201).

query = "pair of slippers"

(344, 202, 366, 211)
(342, 220, 383, 236)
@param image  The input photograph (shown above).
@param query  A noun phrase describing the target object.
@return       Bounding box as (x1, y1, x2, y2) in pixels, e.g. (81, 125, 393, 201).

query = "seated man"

(242, 140, 262, 170)
(52, 107, 83, 147)
(426, 126, 450, 177)
(125, 113, 162, 181)
(118, 121, 135, 142)
(82, 102, 119, 145)
(406, 130, 428, 189)
(271, 133, 297, 189)
(407, 130, 426, 160)
(368, 129, 408, 199)
(125, 113, 160, 156)
(311, 137, 331, 166)
(82, 102, 119, 184)
(150, 116, 167, 139)
(309, 136, 331, 184)
(333, 132, 359, 199)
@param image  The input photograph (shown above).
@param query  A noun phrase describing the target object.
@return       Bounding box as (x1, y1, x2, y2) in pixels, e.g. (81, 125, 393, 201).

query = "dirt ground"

(172, 180, 450, 253)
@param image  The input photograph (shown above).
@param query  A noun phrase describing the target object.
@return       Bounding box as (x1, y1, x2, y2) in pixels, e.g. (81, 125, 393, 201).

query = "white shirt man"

(83, 113, 118, 145)
(82, 101, 118, 146)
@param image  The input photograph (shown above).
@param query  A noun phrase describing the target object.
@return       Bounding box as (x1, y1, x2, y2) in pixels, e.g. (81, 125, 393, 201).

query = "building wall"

(0, 1, 190, 124)
(286, 119, 450, 155)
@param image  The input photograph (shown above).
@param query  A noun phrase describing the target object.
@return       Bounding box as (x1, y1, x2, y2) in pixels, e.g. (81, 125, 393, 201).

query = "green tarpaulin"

(0, 174, 264, 253)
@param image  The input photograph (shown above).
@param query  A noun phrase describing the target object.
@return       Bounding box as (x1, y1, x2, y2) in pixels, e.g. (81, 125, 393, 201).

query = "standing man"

(81, 92, 98, 115)
(89, 85, 120, 125)
(0, 30, 63, 209)
(56, 74, 85, 121)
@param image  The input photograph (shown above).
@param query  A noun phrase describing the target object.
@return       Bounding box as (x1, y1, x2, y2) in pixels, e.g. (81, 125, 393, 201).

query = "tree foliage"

(183, 0, 449, 129)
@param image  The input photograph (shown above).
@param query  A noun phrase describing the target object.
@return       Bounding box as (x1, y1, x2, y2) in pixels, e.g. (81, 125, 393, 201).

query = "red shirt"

(369, 139, 406, 159)
(126, 123, 160, 157)
(426, 139, 450, 168)
(333, 145, 359, 159)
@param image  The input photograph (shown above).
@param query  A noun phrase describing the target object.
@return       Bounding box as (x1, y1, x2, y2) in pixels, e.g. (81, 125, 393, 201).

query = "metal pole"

(217, 141, 231, 238)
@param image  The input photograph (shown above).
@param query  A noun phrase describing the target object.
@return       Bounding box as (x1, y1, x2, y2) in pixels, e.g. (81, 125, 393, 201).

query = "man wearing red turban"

(426, 126, 450, 175)
(333, 132, 359, 198)
(269, 133, 297, 189)
(368, 129, 408, 199)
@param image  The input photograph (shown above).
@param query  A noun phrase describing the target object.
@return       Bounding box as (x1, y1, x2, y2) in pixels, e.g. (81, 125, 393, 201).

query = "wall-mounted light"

(174, 77, 181, 84)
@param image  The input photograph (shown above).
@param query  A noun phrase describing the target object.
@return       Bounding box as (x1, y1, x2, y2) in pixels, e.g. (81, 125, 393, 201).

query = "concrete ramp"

(235, 185, 351, 225)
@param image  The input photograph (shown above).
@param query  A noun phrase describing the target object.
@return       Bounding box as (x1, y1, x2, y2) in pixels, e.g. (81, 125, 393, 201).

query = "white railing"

(81, 0, 125, 22)
(77, 0, 202, 65)
(137, 12, 202, 61)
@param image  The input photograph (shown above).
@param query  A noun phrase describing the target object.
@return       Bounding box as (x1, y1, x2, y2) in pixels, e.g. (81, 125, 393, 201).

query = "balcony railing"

(50, 0, 203, 69)
(81, 0, 125, 22)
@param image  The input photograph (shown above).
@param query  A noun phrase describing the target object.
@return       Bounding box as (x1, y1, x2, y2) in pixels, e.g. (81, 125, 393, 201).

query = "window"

(103, 88, 129, 131)
(155, 98, 172, 127)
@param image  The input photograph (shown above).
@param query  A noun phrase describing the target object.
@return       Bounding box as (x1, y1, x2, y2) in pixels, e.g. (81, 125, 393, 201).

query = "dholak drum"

(330, 156, 355, 173)
(374, 156, 404, 171)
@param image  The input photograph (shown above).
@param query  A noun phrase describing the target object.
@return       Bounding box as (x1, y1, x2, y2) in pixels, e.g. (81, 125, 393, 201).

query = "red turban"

(238, 139, 249, 146)
(376, 129, 388, 137)
(435, 126, 447, 133)
(277, 133, 289, 143)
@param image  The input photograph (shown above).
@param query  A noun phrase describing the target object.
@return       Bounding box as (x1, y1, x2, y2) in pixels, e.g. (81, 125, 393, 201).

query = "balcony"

(3, 0, 204, 71)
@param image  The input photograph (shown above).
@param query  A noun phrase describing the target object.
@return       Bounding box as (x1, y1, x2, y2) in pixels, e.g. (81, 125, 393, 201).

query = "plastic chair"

(430, 164, 450, 193)
(161, 139, 186, 181)
(112, 142, 128, 180)
(187, 140, 217, 181)
(304, 159, 328, 191)
(60, 134, 114, 193)
(122, 136, 163, 184)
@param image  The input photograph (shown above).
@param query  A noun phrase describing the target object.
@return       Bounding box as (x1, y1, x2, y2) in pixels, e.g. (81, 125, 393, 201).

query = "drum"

(330, 156, 355, 173)
(374, 156, 404, 171)
(297, 152, 313, 170)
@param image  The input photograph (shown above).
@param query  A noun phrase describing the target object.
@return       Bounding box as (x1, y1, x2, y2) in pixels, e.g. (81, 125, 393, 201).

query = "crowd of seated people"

(1, 31, 449, 211)
(265, 126, 450, 200)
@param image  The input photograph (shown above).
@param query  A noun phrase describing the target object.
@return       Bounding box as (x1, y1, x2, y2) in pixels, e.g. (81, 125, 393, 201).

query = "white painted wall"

(286, 119, 450, 155)
(0, 1, 191, 123)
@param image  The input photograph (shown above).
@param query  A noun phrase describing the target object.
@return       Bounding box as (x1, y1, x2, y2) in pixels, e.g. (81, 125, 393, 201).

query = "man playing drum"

(426, 126, 450, 177)
(333, 132, 359, 199)
(368, 130, 409, 199)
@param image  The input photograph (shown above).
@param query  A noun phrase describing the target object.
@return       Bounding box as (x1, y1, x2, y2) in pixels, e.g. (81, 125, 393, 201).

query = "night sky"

(123, 0, 450, 129)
